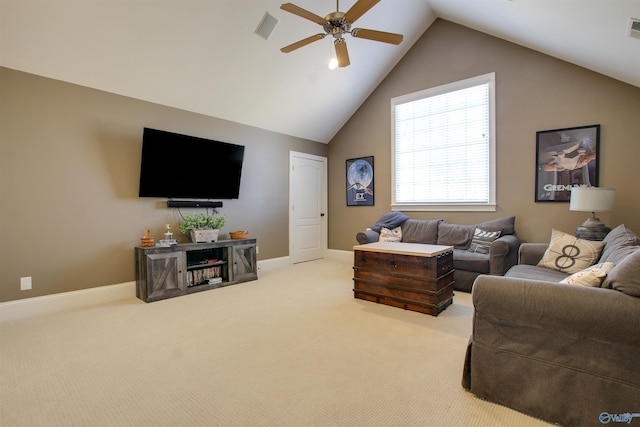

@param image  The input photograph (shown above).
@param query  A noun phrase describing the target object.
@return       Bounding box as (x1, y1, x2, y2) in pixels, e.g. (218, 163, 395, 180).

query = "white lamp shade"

(570, 187, 615, 212)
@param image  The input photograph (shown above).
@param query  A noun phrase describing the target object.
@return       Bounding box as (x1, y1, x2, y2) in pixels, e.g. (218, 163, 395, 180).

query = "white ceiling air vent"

(255, 12, 279, 40)
(628, 18, 640, 39)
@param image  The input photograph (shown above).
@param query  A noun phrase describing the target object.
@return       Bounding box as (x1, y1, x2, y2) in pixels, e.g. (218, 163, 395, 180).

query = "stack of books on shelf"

(187, 266, 223, 287)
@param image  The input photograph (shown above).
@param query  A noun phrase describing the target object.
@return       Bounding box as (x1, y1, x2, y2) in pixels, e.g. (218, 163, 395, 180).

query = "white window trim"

(390, 72, 496, 212)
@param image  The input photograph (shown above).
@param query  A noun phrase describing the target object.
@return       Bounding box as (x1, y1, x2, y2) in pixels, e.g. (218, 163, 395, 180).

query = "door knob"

(320, 213, 325, 217)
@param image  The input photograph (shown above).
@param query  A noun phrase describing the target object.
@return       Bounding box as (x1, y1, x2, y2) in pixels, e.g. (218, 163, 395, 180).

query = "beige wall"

(0, 67, 327, 302)
(3, 19, 640, 302)
(328, 19, 640, 251)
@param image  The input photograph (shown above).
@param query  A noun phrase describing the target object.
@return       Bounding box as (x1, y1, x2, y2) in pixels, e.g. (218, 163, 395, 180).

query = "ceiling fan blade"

(280, 33, 326, 53)
(351, 28, 403, 44)
(280, 3, 326, 25)
(335, 38, 350, 68)
(343, 0, 381, 24)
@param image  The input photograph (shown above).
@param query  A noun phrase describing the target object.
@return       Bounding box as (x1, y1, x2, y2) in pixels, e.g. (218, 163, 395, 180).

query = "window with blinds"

(391, 73, 496, 211)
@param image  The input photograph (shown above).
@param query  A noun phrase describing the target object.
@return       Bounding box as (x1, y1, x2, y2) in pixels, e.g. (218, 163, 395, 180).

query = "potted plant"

(178, 211, 226, 243)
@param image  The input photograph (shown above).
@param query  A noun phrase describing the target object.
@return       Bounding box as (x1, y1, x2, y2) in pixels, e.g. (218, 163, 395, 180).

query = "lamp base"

(580, 214, 606, 228)
(575, 225, 611, 241)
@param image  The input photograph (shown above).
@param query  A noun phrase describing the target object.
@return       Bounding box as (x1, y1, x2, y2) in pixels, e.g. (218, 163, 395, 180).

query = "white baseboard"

(0, 253, 352, 323)
(0, 281, 136, 323)
(257, 256, 290, 272)
(327, 249, 353, 261)
(256, 251, 351, 271)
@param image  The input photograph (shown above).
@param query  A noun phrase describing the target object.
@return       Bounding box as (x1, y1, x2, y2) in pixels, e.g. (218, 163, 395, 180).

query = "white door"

(289, 152, 327, 264)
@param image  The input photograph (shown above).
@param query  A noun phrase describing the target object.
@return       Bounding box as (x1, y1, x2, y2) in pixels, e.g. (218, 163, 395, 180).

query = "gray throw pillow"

(602, 249, 640, 297)
(600, 224, 640, 264)
(476, 216, 516, 236)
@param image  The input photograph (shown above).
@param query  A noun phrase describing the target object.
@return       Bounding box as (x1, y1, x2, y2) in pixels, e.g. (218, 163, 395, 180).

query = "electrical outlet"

(256, 246, 259, 254)
(20, 276, 32, 290)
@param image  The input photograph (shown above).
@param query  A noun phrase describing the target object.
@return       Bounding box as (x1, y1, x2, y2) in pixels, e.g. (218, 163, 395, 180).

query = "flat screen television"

(138, 127, 245, 200)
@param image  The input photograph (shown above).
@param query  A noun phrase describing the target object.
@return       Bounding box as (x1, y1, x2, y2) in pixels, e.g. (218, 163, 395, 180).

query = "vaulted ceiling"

(2, 1, 638, 143)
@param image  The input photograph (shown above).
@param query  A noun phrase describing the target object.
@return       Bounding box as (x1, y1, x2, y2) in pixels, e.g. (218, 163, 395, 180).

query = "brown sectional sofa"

(356, 212, 520, 292)
(462, 224, 640, 426)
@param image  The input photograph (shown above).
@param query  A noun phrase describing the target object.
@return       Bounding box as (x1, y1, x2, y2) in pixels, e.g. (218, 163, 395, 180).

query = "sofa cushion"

(468, 228, 501, 254)
(379, 226, 402, 242)
(537, 229, 605, 274)
(436, 216, 515, 250)
(505, 264, 569, 282)
(602, 249, 640, 297)
(437, 223, 476, 249)
(603, 223, 640, 247)
(453, 250, 490, 274)
(476, 216, 516, 236)
(559, 262, 615, 287)
(599, 224, 640, 264)
(401, 219, 441, 244)
(368, 211, 410, 233)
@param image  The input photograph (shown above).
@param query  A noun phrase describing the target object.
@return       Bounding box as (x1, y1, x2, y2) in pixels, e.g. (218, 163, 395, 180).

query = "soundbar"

(167, 200, 223, 208)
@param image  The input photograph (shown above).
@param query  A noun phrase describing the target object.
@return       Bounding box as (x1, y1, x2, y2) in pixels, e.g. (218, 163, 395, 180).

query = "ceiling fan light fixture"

(279, 0, 402, 67)
(328, 57, 339, 70)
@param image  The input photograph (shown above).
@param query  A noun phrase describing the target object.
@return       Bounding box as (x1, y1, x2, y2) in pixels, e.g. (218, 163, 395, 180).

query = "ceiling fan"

(280, 0, 403, 68)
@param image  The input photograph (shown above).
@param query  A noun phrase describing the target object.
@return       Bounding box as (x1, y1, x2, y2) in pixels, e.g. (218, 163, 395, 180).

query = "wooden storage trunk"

(353, 242, 454, 316)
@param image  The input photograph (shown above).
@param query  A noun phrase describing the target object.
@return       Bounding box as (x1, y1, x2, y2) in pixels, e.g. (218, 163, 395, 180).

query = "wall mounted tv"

(138, 127, 245, 200)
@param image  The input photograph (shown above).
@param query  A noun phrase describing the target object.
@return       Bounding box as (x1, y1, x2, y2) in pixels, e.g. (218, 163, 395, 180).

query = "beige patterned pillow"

(537, 229, 605, 274)
(379, 226, 402, 242)
(560, 262, 614, 287)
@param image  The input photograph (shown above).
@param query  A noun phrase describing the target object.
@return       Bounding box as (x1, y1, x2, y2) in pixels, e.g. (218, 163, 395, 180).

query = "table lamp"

(569, 187, 615, 240)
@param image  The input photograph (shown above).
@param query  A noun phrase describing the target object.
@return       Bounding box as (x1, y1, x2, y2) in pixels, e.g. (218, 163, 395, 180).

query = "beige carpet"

(0, 255, 550, 426)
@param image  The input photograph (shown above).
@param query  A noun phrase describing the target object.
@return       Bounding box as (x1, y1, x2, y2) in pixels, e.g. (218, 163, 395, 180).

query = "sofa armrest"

(472, 275, 640, 348)
(518, 243, 548, 265)
(487, 234, 520, 275)
(356, 229, 379, 245)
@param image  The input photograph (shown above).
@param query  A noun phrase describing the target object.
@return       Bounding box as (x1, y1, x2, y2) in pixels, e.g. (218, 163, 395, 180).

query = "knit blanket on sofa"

(368, 211, 410, 233)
